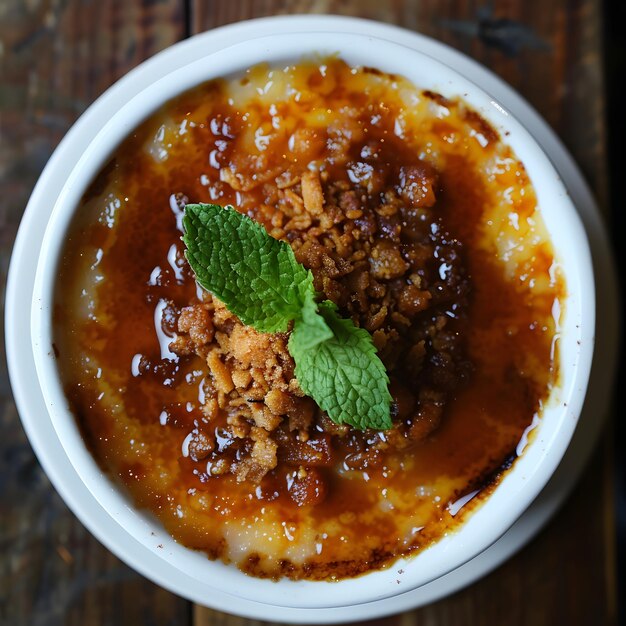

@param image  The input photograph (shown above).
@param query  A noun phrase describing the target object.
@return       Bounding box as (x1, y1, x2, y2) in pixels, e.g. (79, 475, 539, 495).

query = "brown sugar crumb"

(172, 154, 471, 486)
(233, 427, 278, 483)
(369, 242, 410, 280)
(178, 304, 214, 345)
(398, 164, 438, 208)
(301, 170, 325, 215)
(187, 429, 214, 462)
(206, 351, 234, 394)
(173, 295, 300, 483)
(219, 167, 244, 190)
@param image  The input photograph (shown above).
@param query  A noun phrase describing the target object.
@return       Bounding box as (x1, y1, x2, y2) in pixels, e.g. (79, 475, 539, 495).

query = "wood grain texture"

(0, 1, 188, 624)
(0, 0, 614, 625)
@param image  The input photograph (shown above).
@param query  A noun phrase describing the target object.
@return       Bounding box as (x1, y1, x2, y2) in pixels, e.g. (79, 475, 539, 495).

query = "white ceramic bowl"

(6, 15, 617, 623)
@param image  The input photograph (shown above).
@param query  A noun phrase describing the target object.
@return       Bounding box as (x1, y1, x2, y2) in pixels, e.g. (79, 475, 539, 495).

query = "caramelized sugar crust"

(55, 59, 563, 580)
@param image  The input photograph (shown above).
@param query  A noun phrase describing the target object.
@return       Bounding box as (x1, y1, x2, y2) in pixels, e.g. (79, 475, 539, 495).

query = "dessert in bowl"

(8, 17, 597, 618)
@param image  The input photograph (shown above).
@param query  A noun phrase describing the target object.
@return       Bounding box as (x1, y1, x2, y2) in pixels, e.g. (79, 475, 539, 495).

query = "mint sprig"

(289, 301, 392, 430)
(183, 204, 317, 333)
(183, 203, 392, 431)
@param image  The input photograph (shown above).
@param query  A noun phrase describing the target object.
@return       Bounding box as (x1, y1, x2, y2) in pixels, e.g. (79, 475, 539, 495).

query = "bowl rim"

(6, 14, 608, 619)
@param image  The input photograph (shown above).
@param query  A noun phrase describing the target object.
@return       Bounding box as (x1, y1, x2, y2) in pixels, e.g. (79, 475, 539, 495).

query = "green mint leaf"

(290, 292, 334, 351)
(290, 300, 393, 431)
(183, 203, 392, 431)
(183, 203, 314, 333)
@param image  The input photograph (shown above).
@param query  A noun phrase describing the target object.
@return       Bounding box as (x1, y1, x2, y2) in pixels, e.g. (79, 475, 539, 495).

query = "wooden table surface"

(0, 1, 617, 624)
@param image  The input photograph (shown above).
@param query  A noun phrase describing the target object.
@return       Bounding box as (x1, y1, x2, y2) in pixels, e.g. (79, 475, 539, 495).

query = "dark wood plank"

(0, 1, 190, 624)
(191, 2, 614, 625)
(1, 1, 613, 625)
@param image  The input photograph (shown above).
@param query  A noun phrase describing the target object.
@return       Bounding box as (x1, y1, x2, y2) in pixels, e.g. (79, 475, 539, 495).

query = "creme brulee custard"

(54, 58, 563, 580)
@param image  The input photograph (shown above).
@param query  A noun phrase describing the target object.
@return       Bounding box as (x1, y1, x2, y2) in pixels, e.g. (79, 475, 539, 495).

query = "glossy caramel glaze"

(54, 58, 564, 580)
